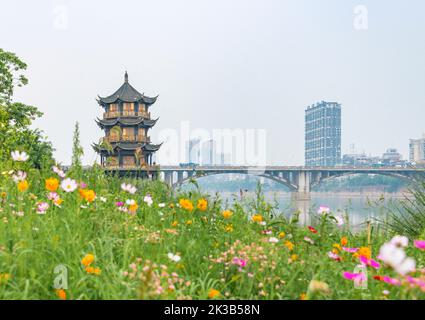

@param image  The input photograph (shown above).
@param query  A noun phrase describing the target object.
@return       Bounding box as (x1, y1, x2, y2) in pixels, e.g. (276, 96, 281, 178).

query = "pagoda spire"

(124, 71, 128, 83)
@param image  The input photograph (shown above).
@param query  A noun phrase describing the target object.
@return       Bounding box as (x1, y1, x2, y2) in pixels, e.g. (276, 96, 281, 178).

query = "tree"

(71, 121, 84, 170)
(0, 48, 54, 169)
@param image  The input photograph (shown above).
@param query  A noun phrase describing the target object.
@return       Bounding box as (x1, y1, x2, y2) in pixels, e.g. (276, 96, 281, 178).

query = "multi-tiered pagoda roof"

(93, 72, 161, 169)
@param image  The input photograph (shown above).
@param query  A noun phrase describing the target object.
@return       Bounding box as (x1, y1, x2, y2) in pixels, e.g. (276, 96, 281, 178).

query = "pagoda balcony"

(103, 111, 151, 119)
(106, 135, 151, 143)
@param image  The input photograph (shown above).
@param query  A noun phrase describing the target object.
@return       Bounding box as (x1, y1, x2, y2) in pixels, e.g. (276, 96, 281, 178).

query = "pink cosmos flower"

(342, 247, 359, 253)
(232, 257, 247, 268)
(37, 202, 49, 214)
(115, 201, 124, 207)
(343, 271, 366, 282)
(304, 236, 315, 245)
(359, 256, 380, 269)
(414, 240, 425, 250)
(328, 251, 341, 261)
(317, 205, 330, 215)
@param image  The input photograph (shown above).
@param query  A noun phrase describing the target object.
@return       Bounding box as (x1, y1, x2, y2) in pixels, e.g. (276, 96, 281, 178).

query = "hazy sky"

(1, 0, 425, 165)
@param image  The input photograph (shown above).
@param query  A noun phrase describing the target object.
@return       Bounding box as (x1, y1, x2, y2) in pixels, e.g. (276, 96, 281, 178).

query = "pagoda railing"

(106, 135, 151, 143)
(103, 111, 151, 119)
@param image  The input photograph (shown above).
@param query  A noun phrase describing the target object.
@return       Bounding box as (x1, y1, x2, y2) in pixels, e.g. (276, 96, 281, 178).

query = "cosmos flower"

(334, 216, 344, 226)
(208, 288, 220, 299)
(167, 253, 181, 262)
(307, 226, 317, 234)
(12, 171, 27, 183)
(197, 199, 208, 211)
(11, 150, 29, 162)
(304, 236, 314, 245)
(17, 180, 29, 192)
(268, 237, 279, 243)
(121, 183, 137, 194)
(342, 247, 359, 253)
(251, 214, 263, 223)
(36, 202, 49, 214)
(342, 271, 366, 282)
(390, 235, 409, 248)
(52, 166, 66, 178)
(45, 178, 59, 192)
(61, 178, 78, 193)
(378, 242, 416, 275)
(232, 257, 247, 268)
(317, 205, 330, 215)
(413, 240, 425, 250)
(359, 256, 380, 269)
(143, 194, 153, 207)
(222, 210, 233, 219)
(328, 251, 341, 261)
(179, 198, 193, 211)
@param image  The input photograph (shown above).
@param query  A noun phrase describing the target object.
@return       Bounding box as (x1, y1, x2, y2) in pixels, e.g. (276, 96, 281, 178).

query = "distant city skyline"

(2, 0, 425, 165)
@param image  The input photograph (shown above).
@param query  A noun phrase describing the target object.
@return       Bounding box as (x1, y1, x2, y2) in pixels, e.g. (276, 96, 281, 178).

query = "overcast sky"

(1, 0, 424, 165)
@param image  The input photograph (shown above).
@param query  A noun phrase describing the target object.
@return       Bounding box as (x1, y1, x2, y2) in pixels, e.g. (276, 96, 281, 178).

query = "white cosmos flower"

(390, 235, 409, 248)
(268, 237, 279, 243)
(143, 194, 153, 207)
(60, 178, 78, 193)
(12, 171, 27, 183)
(11, 150, 29, 162)
(168, 253, 181, 262)
(121, 183, 137, 194)
(378, 242, 416, 275)
(334, 216, 344, 227)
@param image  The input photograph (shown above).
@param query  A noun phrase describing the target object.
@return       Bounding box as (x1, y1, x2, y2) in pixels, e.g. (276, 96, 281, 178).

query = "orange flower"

(79, 189, 96, 202)
(81, 253, 95, 267)
(284, 241, 294, 251)
(341, 237, 348, 246)
(208, 288, 220, 299)
(252, 214, 263, 223)
(45, 178, 59, 192)
(222, 210, 233, 219)
(85, 266, 94, 273)
(93, 267, 102, 275)
(17, 180, 29, 192)
(355, 246, 371, 259)
(56, 289, 66, 300)
(179, 198, 193, 211)
(197, 199, 208, 211)
(171, 220, 178, 227)
(300, 293, 307, 300)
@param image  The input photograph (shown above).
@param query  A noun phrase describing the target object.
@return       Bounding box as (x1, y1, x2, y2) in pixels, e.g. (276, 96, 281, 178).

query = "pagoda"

(93, 72, 161, 170)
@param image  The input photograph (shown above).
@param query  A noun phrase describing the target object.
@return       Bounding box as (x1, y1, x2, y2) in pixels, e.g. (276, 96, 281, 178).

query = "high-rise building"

(305, 101, 341, 166)
(201, 139, 215, 165)
(187, 138, 201, 164)
(409, 134, 425, 164)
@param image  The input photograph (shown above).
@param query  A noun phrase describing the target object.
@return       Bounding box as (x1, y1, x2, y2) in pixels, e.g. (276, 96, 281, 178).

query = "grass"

(0, 164, 424, 300)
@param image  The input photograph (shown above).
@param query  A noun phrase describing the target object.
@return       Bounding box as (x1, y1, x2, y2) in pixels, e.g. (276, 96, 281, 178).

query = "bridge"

(156, 165, 425, 199)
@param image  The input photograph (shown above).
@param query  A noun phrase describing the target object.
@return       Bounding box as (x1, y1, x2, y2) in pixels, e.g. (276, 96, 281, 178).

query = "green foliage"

(0, 48, 54, 169)
(385, 181, 425, 238)
(71, 122, 84, 174)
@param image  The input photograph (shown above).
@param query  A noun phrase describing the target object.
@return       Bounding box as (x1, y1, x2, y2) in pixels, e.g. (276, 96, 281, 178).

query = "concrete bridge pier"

(164, 171, 173, 186)
(296, 171, 311, 201)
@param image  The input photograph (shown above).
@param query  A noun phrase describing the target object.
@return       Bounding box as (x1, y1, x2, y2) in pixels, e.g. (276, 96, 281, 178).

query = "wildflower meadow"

(0, 152, 425, 300)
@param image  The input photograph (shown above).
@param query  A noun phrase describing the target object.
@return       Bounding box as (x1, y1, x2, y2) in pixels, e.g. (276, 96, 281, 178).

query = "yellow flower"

(252, 214, 263, 223)
(55, 289, 66, 300)
(0, 191, 6, 198)
(300, 293, 307, 300)
(85, 266, 95, 274)
(186, 220, 193, 225)
(93, 267, 102, 275)
(341, 237, 348, 246)
(278, 232, 286, 239)
(222, 210, 233, 219)
(332, 248, 339, 254)
(197, 199, 208, 211)
(0, 273, 11, 284)
(54, 198, 63, 206)
(208, 288, 221, 299)
(171, 220, 178, 227)
(45, 178, 59, 192)
(81, 253, 95, 267)
(284, 241, 294, 251)
(290, 254, 298, 261)
(225, 224, 233, 233)
(179, 198, 194, 211)
(17, 180, 29, 192)
(333, 243, 341, 251)
(354, 246, 371, 259)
